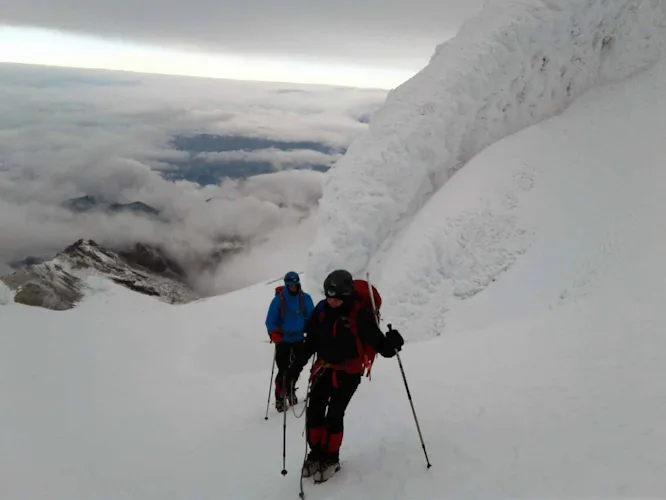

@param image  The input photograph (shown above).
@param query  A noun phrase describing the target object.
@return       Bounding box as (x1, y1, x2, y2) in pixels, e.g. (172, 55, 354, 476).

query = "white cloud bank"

(0, 64, 387, 293)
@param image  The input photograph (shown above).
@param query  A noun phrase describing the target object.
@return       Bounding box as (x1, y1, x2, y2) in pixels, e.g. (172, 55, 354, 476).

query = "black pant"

(274, 341, 309, 399)
(306, 368, 361, 460)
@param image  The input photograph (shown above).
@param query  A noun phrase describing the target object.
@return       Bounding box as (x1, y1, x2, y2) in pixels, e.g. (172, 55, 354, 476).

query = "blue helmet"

(284, 271, 300, 286)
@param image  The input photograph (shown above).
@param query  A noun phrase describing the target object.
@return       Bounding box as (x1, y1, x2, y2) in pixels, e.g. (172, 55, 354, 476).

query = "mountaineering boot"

(301, 450, 319, 478)
(313, 456, 340, 483)
(275, 397, 286, 412)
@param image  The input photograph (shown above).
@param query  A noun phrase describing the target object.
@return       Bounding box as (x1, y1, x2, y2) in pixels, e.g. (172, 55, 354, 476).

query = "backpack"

(275, 285, 305, 323)
(352, 279, 382, 317)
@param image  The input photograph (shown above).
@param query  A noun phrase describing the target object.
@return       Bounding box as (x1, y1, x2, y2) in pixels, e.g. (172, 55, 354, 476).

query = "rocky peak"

(1, 239, 200, 310)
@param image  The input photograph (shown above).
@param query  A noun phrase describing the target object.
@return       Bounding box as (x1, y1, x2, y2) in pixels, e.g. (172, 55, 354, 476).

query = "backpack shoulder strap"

(316, 300, 326, 322)
(278, 289, 286, 321)
(348, 303, 376, 377)
(277, 289, 306, 320)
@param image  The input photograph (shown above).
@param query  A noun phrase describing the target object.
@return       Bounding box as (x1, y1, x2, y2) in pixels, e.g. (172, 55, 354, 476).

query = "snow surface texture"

(4, 52, 666, 499)
(305, 0, 666, 296)
(383, 51, 666, 339)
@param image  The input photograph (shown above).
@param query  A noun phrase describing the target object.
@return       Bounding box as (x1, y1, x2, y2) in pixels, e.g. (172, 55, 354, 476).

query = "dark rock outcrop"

(64, 196, 161, 217)
(115, 242, 186, 277)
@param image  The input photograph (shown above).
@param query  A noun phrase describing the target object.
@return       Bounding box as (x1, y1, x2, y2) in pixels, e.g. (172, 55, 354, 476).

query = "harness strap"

(310, 357, 365, 389)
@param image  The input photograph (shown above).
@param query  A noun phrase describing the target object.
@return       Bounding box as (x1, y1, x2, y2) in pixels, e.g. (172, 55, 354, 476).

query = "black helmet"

(323, 269, 354, 299)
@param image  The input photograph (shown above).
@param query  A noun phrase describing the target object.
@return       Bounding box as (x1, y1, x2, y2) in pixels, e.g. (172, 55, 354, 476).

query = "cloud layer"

(0, 63, 387, 293)
(0, 1, 486, 65)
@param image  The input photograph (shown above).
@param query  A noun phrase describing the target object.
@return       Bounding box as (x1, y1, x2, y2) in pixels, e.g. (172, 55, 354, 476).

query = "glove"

(386, 326, 404, 352)
(269, 330, 282, 343)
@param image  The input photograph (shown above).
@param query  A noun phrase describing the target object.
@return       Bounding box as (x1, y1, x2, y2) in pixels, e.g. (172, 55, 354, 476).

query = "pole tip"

(281, 470, 288, 476)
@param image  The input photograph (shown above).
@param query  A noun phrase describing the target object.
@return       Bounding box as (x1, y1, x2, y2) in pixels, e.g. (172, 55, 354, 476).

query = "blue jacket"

(265, 289, 315, 343)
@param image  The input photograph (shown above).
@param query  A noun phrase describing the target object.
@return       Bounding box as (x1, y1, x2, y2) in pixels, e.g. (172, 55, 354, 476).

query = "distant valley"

(163, 133, 345, 185)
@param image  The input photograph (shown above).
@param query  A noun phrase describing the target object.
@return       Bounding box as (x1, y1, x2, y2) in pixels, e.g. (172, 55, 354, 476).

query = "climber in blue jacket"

(266, 271, 315, 411)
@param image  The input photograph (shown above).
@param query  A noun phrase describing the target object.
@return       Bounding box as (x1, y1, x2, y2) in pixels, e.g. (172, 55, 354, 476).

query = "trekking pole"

(366, 273, 431, 468)
(265, 346, 277, 420)
(389, 323, 432, 469)
(281, 372, 288, 476)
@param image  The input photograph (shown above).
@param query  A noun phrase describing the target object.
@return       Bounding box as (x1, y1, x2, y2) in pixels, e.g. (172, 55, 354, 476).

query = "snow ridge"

(1, 239, 199, 309)
(0, 279, 13, 305)
(305, 0, 666, 291)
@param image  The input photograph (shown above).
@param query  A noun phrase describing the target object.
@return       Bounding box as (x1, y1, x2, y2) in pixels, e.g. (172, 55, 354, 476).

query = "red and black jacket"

(299, 297, 398, 379)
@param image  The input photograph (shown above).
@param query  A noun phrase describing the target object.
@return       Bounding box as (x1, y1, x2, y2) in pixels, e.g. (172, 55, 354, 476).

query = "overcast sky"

(0, 0, 485, 87)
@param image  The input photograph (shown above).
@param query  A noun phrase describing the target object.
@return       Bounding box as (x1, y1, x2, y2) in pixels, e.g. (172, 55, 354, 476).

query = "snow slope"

(5, 3, 666, 499)
(4, 54, 666, 495)
(306, 0, 666, 292)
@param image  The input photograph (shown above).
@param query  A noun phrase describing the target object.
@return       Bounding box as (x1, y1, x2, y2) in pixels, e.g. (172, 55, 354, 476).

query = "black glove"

(386, 326, 404, 352)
